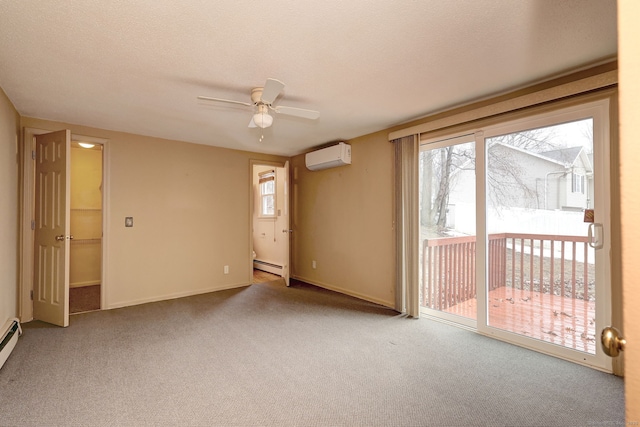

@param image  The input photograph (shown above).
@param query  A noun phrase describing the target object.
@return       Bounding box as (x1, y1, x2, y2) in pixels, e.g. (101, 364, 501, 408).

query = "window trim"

(572, 172, 585, 194)
(390, 64, 616, 142)
(258, 170, 276, 219)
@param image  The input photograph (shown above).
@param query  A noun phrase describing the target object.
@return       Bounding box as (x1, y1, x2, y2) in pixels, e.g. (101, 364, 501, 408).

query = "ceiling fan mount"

(250, 87, 265, 105)
(198, 78, 320, 130)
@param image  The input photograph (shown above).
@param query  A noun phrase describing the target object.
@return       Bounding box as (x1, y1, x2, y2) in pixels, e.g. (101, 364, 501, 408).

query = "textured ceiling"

(0, 0, 617, 156)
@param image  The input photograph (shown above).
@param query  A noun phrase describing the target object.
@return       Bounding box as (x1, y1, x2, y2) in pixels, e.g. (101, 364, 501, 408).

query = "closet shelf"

(71, 238, 102, 244)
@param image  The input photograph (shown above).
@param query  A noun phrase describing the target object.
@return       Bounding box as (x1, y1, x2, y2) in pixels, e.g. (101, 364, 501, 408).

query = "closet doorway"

(20, 128, 109, 325)
(69, 141, 103, 313)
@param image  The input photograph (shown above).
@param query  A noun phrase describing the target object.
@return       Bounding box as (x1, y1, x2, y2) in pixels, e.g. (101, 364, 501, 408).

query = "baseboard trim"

(70, 280, 100, 288)
(290, 275, 394, 309)
(105, 282, 251, 310)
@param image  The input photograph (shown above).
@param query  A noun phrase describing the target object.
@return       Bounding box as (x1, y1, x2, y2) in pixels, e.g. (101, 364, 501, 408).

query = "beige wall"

(0, 88, 19, 326)
(619, 0, 640, 418)
(291, 132, 395, 307)
(20, 117, 285, 309)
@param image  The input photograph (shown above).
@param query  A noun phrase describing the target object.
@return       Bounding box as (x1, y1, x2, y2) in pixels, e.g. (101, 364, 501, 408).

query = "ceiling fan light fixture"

(198, 78, 319, 133)
(253, 105, 273, 128)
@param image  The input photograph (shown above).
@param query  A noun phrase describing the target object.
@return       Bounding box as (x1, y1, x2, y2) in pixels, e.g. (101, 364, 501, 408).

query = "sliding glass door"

(419, 135, 477, 328)
(418, 99, 611, 370)
(485, 118, 598, 353)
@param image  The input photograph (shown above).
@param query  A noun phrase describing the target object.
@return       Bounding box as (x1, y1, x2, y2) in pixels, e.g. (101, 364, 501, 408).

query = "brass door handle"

(601, 326, 626, 357)
(55, 235, 65, 241)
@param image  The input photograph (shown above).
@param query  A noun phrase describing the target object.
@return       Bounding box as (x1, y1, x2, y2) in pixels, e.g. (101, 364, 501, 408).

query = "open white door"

(281, 161, 291, 286)
(33, 130, 71, 327)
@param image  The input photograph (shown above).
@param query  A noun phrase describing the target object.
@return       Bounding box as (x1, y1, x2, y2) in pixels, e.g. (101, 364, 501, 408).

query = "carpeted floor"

(0, 279, 625, 426)
(69, 284, 101, 314)
(69, 274, 274, 316)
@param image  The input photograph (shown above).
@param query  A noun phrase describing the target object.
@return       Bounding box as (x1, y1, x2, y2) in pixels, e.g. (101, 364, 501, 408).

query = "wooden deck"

(440, 287, 596, 354)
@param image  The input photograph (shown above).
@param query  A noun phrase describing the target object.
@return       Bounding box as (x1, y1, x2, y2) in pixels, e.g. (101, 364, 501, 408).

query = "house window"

(259, 170, 276, 217)
(572, 172, 585, 194)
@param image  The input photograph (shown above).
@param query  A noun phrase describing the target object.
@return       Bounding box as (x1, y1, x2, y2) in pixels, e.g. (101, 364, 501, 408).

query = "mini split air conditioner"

(305, 142, 351, 171)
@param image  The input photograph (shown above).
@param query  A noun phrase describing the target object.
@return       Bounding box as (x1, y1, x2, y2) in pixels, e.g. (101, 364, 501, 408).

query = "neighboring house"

(447, 143, 593, 214)
(489, 143, 594, 211)
(537, 146, 594, 210)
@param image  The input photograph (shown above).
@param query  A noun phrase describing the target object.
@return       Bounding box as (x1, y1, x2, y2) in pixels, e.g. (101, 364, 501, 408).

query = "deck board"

(438, 287, 596, 354)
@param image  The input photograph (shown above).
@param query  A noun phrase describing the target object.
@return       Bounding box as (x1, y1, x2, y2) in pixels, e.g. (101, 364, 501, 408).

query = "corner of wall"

(0, 86, 20, 325)
(290, 131, 395, 306)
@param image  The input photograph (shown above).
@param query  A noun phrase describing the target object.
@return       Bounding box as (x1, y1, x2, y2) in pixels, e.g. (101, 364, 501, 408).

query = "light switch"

(125, 217, 133, 227)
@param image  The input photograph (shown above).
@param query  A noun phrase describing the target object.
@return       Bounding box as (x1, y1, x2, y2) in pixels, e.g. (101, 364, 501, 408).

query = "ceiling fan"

(197, 78, 320, 129)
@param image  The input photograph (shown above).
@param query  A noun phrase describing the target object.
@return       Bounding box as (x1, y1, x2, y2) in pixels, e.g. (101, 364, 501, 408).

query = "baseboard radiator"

(0, 318, 22, 370)
(253, 259, 283, 276)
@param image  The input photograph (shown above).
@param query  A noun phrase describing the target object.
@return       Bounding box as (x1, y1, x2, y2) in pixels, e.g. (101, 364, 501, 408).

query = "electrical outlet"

(125, 217, 133, 227)
(312, 260, 316, 269)
(224, 265, 229, 274)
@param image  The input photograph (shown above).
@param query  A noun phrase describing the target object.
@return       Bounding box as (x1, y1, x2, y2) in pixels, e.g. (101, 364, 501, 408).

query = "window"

(259, 170, 276, 217)
(572, 172, 585, 193)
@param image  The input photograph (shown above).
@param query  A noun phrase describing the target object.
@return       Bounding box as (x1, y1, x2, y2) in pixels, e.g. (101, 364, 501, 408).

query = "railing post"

(422, 239, 428, 308)
(549, 240, 555, 297)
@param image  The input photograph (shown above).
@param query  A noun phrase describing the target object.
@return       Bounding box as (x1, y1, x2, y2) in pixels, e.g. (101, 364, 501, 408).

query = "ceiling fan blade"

(197, 96, 253, 107)
(248, 117, 257, 128)
(260, 78, 285, 104)
(273, 105, 320, 120)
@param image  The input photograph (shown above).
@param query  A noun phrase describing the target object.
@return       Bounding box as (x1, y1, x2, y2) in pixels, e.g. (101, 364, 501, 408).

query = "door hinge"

(31, 150, 36, 160)
(30, 290, 33, 300)
(31, 220, 35, 230)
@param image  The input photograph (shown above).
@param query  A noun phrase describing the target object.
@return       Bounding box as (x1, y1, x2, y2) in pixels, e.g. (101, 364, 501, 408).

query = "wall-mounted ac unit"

(305, 142, 351, 171)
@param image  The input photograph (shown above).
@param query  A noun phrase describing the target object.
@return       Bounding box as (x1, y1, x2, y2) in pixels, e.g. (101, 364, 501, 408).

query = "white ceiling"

(0, 1, 617, 156)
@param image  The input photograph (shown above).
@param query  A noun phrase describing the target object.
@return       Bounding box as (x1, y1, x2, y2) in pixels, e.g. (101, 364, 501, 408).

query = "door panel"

(485, 119, 597, 354)
(419, 135, 477, 327)
(282, 161, 291, 286)
(33, 130, 71, 327)
(480, 101, 611, 369)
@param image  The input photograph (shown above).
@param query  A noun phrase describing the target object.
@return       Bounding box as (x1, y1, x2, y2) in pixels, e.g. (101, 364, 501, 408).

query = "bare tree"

(487, 128, 558, 210)
(420, 128, 558, 234)
(491, 128, 557, 153)
(432, 147, 454, 230)
(419, 150, 434, 227)
(420, 144, 473, 233)
(579, 119, 594, 154)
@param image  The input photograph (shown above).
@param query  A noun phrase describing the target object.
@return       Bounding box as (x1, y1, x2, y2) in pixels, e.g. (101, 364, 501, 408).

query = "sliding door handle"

(588, 223, 604, 249)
